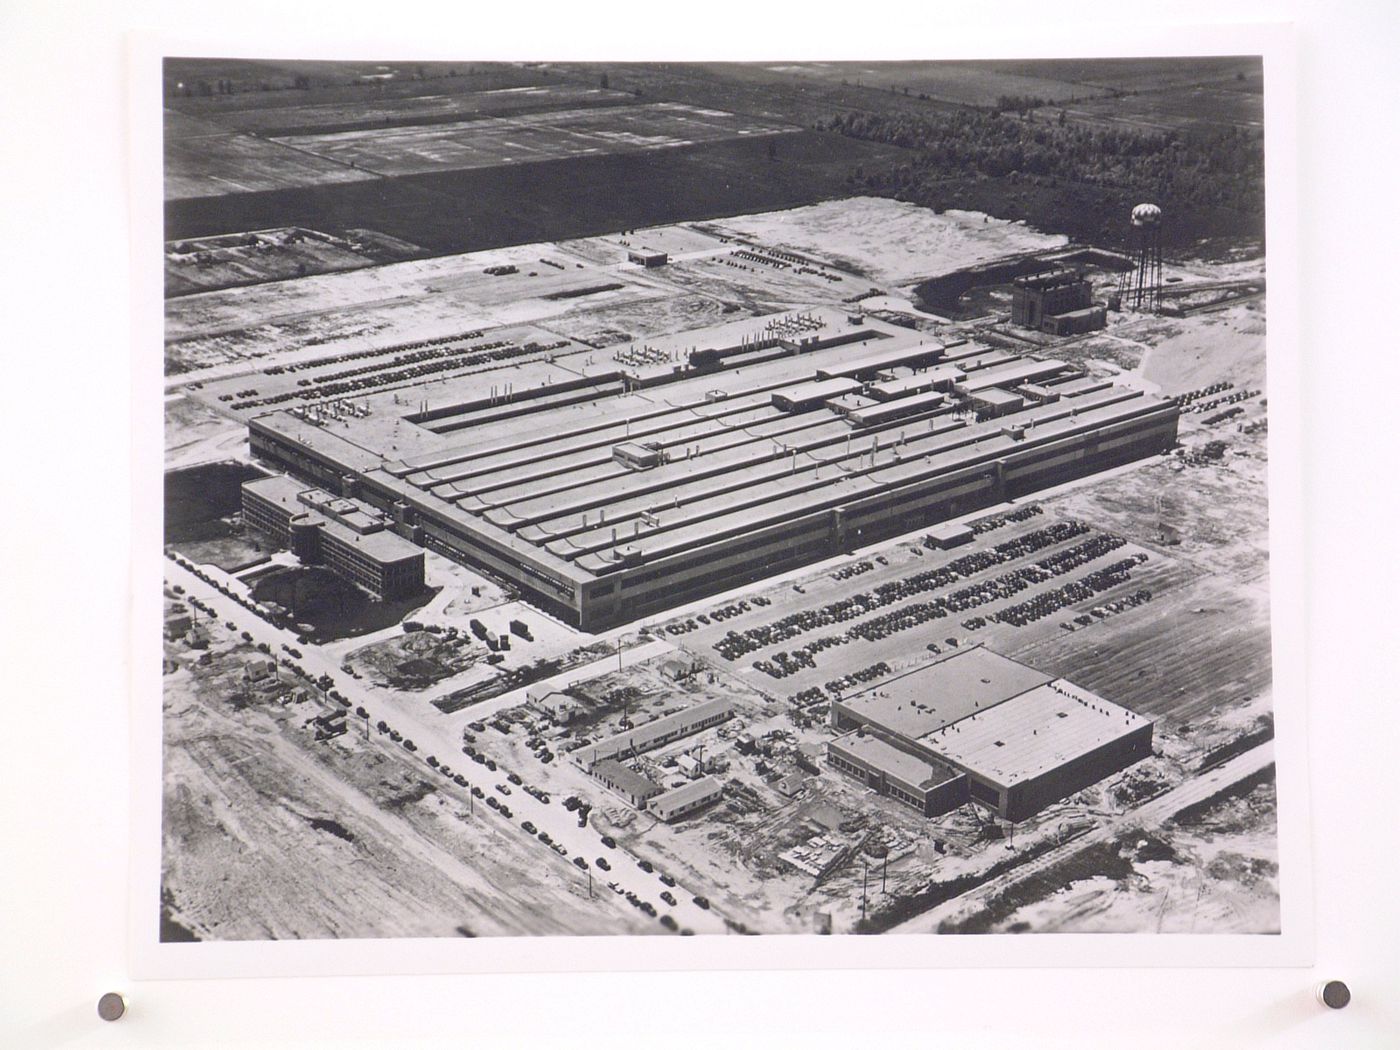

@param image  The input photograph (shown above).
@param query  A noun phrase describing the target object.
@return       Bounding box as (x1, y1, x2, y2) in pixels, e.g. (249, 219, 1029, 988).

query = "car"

(485, 759, 497, 772)
(563, 796, 581, 812)
(680, 928, 694, 936)
(637, 860, 654, 873)
(471, 786, 484, 799)
(659, 915, 678, 931)
(486, 797, 499, 810)
(573, 857, 588, 870)
(539, 832, 553, 845)
(507, 773, 523, 786)
(608, 881, 623, 895)
(552, 843, 567, 856)
(469, 721, 486, 733)
(595, 857, 611, 871)
(462, 732, 476, 744)
(692, 896, 710, 909)
(471, 753, 486, 765)
(639, 902, 657, 917)
(659, 874, 676, 887)
(495, 784, 511, 795)
(521, 821, 537, 834)
(600, 835, 616, 849)
(660, 891, 676, 906)
(499, 805, 512, 819)
(536, 792, 550, 804)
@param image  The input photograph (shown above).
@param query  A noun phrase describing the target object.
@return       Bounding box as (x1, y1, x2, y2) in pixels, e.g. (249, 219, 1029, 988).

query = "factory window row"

(887, 783, 924, 810)
(618, 522, 829, 592)
(622, 536, 832, 614)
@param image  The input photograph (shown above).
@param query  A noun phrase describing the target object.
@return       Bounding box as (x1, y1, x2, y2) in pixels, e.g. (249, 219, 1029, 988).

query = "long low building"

(241, 306, 1178, 629)
(827, 647, 1152, 822)
(647, 775, 724, 821)
(577, 699, 733, 768)
(241, 474, 425, 599)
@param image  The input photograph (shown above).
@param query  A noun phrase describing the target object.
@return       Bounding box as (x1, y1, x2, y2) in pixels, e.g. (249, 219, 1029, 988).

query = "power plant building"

(1011, 269, 1107, 335)
(244, 307, 1177, 630)
(826, 647, 1153, 822)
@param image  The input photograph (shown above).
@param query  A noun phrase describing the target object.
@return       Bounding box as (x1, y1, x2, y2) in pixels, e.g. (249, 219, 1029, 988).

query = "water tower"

(1122, 202, 1163, 312)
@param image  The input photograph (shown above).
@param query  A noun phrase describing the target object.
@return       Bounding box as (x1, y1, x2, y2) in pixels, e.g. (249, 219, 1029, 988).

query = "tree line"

(820, 108, 1264, 219)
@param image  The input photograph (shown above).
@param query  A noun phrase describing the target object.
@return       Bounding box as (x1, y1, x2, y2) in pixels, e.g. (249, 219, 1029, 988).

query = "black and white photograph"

(152, 52, 1287, 945)
(11, 2, 1400, 1047)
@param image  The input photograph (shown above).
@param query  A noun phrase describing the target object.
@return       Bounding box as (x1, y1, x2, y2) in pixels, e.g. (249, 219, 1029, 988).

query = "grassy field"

(164, 131, 376, 201)
(271, 102, 793, 178)
(1035, 84, 1264, 133)
(199, 84, 636, 137)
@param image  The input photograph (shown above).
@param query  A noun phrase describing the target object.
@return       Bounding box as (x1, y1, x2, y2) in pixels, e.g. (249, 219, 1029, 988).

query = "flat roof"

(814, 339, 945, 379)
(582, 698, 731, 763)
(926, 680, 1151, 787)
(837, 647, 1053, 740)
(969, 387, 1024, 407)
(772, 377, 863, 404)
(244, 474, 421, 564)
(591, 759, 662, 798)
(649, 775, 723, 811)
(831, 731, 961, 789)
(241, 307, 1172, 590)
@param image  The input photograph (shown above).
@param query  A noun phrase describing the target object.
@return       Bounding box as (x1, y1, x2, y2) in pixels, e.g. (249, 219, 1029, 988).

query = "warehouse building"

(590, 759, 663, 807)
(241, 475, 424, 599)
(826, 647, 1152, 821)
(577, 699, 733, 769)
(243, 308, 1176, 630)
(647, 776, 724, 822)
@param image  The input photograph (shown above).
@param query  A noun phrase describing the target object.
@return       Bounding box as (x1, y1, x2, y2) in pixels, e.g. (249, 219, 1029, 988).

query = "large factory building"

(827, 646, 1153, 822)
(245, 307, 1177, 630)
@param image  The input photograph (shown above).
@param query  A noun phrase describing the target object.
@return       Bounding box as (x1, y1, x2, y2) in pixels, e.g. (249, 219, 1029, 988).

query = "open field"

(709, 198, 1066, 287)
(165, 131, 376, 201)
(200, 84, 637, 137)
(166, 130, 909, 256)
(274, 103, 794, 177)
(760, 61, 1108, 107)
(1035, 84, 1264, 133)
(166, 197, 1056, 378)
(166, 227, 424, 297)
(162, 633, 655, 938)
(165, 61, 547, 114)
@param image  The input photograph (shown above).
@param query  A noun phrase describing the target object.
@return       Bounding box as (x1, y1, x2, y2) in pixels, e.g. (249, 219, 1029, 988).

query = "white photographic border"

(128, 19, 1309, 981)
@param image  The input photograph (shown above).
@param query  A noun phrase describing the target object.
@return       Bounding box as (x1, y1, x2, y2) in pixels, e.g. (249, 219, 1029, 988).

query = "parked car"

(595, 858, 611, 871)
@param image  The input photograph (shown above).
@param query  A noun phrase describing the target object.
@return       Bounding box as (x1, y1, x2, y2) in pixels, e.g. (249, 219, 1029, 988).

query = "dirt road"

(888, 740, 1276, 934)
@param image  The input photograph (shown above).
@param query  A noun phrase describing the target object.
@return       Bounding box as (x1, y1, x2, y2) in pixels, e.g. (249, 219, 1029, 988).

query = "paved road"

(889, 739, 1276, 934)
(165, 559, 726, 935)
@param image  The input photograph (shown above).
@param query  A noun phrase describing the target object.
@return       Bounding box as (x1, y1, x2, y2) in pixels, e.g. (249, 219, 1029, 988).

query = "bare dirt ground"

(166, 227, 423, 297)
(161, 628, 655, 939)
(163, 198, 1058, 377)
(709, 198, 1067, 287)
(163, 394, 246, 469)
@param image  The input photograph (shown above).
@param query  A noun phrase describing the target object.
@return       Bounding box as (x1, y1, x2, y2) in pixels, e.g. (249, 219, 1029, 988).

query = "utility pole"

(882, 854, 888, 893)
(861, 857, 869, 922)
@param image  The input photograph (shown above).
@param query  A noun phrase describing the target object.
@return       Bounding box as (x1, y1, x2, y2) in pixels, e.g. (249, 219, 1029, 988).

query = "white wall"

(1, 2, 1397, 1046)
